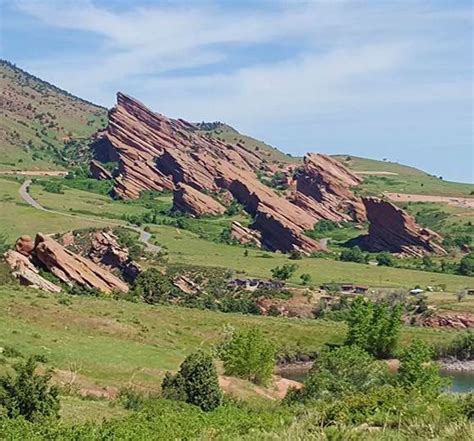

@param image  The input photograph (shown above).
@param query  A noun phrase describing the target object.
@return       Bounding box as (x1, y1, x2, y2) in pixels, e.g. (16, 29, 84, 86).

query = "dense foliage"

(220, 328, 276, 386)
(0, 356, 59, 421)
(161, 351, 222, 411)
(345, 297, 402, 358)
(270, 264, 297, 280)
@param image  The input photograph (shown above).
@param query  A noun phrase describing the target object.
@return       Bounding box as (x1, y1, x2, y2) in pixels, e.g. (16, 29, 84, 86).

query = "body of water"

(279, 366, 474, 394)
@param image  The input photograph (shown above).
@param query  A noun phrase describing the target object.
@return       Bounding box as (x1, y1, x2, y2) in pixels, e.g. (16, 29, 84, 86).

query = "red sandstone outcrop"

(173, 183, 226, 217)
(92, 93, 328, 254)
(33, 233, 129, 293)
(291, 154, 366, 222)
(422, 313, 474, 329)
(87, 230, 141, 282)
(4, 249, 61, 293)
(90, 160, 113, 180)
(360, 197, 446, 256)
(15, 235, 34, 256)
(230, 221, 262, 247)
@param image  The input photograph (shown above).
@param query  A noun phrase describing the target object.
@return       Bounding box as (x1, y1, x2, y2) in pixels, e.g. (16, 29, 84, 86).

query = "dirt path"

(0, 170, 68, 176)
(19, 180, 160, 253)
(384, 192, 474, 209)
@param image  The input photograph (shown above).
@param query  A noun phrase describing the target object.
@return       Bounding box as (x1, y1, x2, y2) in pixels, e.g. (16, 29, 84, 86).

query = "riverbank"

(440, 358, 474, 372)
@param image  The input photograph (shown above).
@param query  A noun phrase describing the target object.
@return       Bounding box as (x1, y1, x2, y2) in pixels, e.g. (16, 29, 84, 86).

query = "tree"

(220, 328, 276, 386)
(376, 252, 395, 267)
(287, 346, 388, 402)
(270, 264, 297, 281)
(340, 246, 367, 263)
(397, 340, 447, 398)
(459, 253, 474, 276)
(161, 351, 222, 411)
(132, 268, 175, 304)
(345, 298, 402, 358)
(0, 356, 60, 421)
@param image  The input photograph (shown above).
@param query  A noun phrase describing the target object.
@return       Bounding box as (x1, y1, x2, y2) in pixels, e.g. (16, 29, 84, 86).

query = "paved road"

(18, 179, 160, 253)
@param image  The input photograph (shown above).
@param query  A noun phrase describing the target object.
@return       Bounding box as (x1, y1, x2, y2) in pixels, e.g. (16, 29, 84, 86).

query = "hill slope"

(0, 60, 107, 171)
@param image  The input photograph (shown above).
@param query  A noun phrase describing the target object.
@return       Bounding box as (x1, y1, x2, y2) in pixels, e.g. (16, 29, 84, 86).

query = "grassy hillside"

(334, 155, 474, 197)
(0, 60, 107, 171)
(196, 122, 301, 164)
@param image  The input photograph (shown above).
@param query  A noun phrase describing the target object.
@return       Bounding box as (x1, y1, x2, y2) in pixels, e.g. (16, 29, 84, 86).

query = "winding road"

(19, 179, 161, 254)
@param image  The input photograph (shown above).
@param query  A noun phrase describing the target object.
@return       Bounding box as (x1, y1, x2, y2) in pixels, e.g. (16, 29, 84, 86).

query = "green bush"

(339, 246, 367, 263)
(220, 328, 276, 386)
(459, 252, 474, 276)
(376, 252, 395, 266)
(287, 345, 388, 402)
(161, 351, 222, 411)
(270, 264, 297, 280)
(0, 356, 59, 421)
(440, 331, 474, 360)
(132, 268, 176, 304)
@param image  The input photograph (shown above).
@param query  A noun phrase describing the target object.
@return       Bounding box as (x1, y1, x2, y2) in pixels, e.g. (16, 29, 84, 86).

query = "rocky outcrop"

(359, 198, 446, 256)
(33, 233, 129, 293)
(4, 249, 61, 293)
(422, 313, 474, 329)
(172, 183, 226, 217)
(230, 221, 262, 247)
(292, 154, 366, 222)
(87, 230, 141, 283)
(89, 160, 113, 180)
(15, 235, 34, 256)
(91, 93, 328, 254)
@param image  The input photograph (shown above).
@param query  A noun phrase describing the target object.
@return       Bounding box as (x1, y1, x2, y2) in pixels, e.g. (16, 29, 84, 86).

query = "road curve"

(18, 179, 160, 254)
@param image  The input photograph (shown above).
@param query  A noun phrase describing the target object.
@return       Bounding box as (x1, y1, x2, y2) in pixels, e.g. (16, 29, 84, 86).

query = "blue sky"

(1, 0, 472, 182)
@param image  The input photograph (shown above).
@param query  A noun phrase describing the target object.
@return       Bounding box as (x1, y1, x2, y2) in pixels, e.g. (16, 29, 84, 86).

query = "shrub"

(132, 268, 175, 304)
(220, 328, 276, 386)
(459, 252, 474, 276)
(0, 356, 59, 421)
(376, 252, 395, 266)
(339, 246, 367, 263)
(300, 273, 311, 285)
(439, 331, 474, 361)
(161, 351, 222, 411)
(270, 264, 297, 281)
(398, 339, 448, 398)
(287, 346, 388, 402)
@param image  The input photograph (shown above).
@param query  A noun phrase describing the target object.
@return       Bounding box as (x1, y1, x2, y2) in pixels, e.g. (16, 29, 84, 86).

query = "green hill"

(0, 60, 107, 171)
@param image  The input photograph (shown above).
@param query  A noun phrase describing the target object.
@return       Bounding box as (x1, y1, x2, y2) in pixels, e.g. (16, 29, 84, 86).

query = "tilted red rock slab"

(173, 183, 226, 217)
(34, 233, 129, 293)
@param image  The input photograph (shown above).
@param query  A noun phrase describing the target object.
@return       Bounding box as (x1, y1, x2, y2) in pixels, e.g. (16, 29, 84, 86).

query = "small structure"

(409, 288, 424, 295)
(320, 282, 369, 295)
(466, 289, 474, 296)
(228, 278, 285, 292)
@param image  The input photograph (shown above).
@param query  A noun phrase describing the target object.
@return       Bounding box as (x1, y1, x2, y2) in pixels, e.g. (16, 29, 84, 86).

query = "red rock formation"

(90, 160, 113, 180)
(230, 221, 262, 247)
(173, 183, 226, 217)
(91, 93, 327, 253)
(33, 233, 129, 293)
(292, 154, 366, 222)
(87, 230, 141, 283)
(15, 235, 34, 256)
(422, 313, 474, 329)
(4, 249, 61, 293)
(360, 197, 446, 256)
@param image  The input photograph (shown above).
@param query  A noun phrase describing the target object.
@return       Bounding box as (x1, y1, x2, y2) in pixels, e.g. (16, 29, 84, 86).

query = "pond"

(278, 365, 474, 394)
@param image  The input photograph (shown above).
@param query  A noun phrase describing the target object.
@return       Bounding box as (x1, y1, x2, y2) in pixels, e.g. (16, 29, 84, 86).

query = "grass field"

(333, 155, 474, 197)
(150, 224, 473, 291)
(0, 285, 457, 394)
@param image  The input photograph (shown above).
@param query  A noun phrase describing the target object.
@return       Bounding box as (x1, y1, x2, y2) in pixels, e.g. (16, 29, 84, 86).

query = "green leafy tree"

(287, 346, 388, 402)
(376, 252, 395, 267)
(0, 356, 60, 421)
(300, 273, 311, 285)
(345, 298, 402, 358)
(340, 246, 367, 263)
(220, 328, 276, 386)
(270, 264, 297, 281)
(161, 351, 222, 411)
(398, 340, 448, 398)
(459, 252, 474, 276)
(132, 268, 175, 304)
